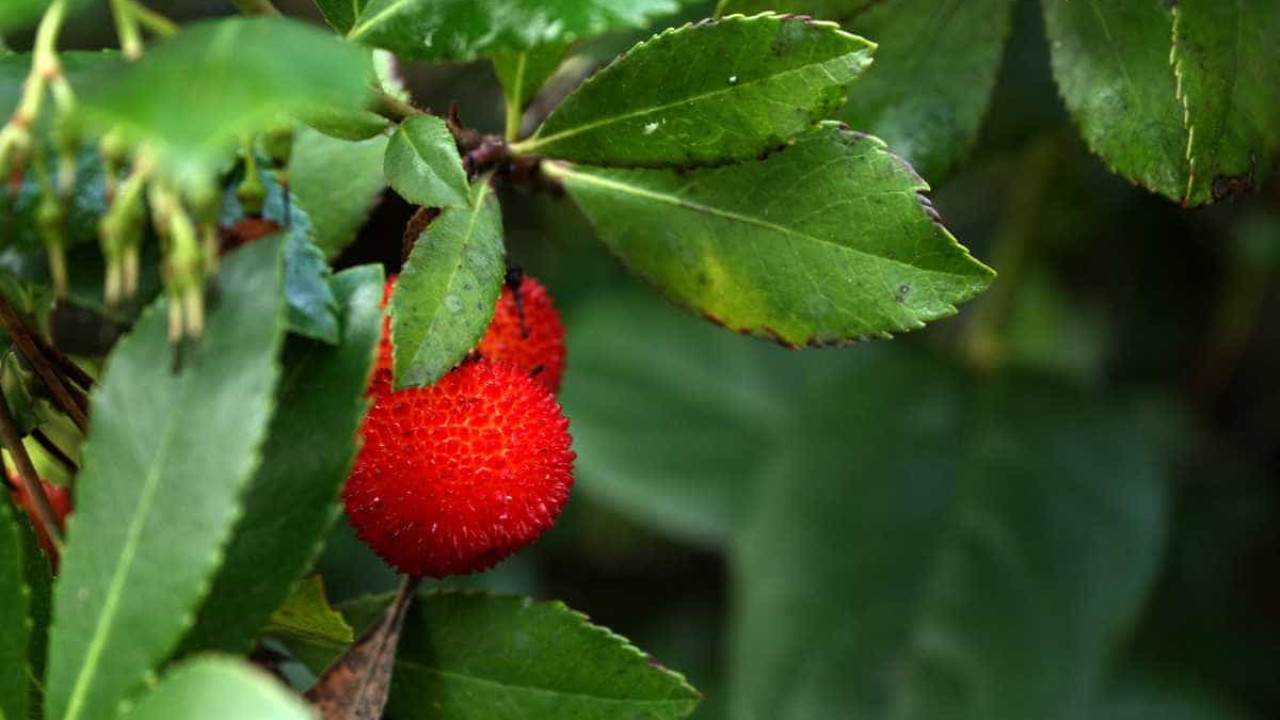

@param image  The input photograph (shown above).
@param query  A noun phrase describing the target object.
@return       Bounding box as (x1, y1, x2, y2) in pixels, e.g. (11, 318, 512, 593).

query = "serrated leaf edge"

(52, 241, 289, 720)
(389, 181, 505, 390)
(1040, 0, 1191, 204)
(517, 12, 877, 169)
(336, 589, 703, 708)
(546, 126, 994, 348)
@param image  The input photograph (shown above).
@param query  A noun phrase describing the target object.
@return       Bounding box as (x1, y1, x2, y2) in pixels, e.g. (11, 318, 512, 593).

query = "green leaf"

(294, 591, 703, 720)
(731, 345, 1169, 720)
(262, 576, 355, 646)
(304, 105, 391, 141)
(116, 658, 313, 720)
(1170, 0, 1280, 205)
(1041, 0, 1188, 202)
(493, 43, 569, 140)
(385, 115, 471, 209)
(0, 500, 32, 720)
(518, 13, 875, 167)
(335, 0, 684, 63)
(81, 17, 371, 191)
(0, 0, 95, 32)
(282, 231, 340, 344)
(45, 238, 287, 720)
(180, 265, 382, 654)
(715, 0, 874, 17)
(548, 124, 994, 346)
(1, 495, 54, 720)
(560, 293, 795, 547)
(835, 0, 1019, 181)
(291, 126, 390, 258)
(3, 502, 53, 720)
(0, 0, 46, 30)
(390, 182, 505, 389)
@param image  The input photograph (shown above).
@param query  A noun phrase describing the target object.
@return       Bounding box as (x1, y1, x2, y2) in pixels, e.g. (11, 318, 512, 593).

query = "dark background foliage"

(14, 0, 1279, 718)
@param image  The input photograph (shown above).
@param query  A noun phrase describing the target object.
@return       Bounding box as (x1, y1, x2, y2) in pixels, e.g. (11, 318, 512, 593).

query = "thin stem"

(128, 0, 178, 37)
(503, 53, 526, 142)
(110, 0, 144, 60)
(0, 295, 88, 432)
(370, 88, 423, 124)
(0, 0, 70, 177)
(229, 0, 281, 16)
(26, 330, 94, 391)
(0, 386, 64, 554)
(4, 0, 67, 125)
(32, 428, 78, 474)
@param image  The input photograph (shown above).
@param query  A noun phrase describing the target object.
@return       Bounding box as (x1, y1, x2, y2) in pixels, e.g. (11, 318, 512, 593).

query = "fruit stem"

(0, 385, 65, 555)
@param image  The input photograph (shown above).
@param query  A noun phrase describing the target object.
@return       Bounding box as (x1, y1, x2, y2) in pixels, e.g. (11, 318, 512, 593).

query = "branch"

(370, 88, 424, 124)
(0, 386, 64, 555)
(0, 295, 88, 432)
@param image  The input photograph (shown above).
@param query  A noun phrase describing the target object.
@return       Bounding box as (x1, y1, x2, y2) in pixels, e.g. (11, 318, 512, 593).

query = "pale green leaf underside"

(328, 0, 683, 63)
(180, 265, 382, 655)
(391, 183, 506, 389)
(117, 658, 313, 720)
(282, 230, 340, 344)
(550, 125, 993, 347)
(385, 114, 472, 209)
(522, 13, 876, 167)
(1171, 0, 1280, 205)
(290, 591, 702, 720)
(732, 346, 1168, 720)
(82, 17, 371, 190)
(46, 239, 287, 720)
(292, 127, 390, 258)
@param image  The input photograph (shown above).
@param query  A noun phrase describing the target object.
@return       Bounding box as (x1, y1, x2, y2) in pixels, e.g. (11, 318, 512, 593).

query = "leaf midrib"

(521, 40, 870, 153)
(399, 183, 492, 378)
(61, 361, 192, 720)
(394, 659, 698, 710)
(548, 164, 976, 279)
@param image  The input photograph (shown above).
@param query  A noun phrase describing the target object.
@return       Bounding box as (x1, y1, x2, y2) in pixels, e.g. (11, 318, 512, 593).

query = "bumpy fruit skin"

(7, 474, 72, 560)
(478, 276, 566, 393)
(374, 274, 566, 393)
(344, 359, 575, 578)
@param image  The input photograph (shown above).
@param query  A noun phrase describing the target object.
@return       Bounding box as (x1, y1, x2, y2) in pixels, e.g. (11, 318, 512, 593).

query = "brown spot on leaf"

(1210, 156, 1258, 203)
(220, 217, 281, 252)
